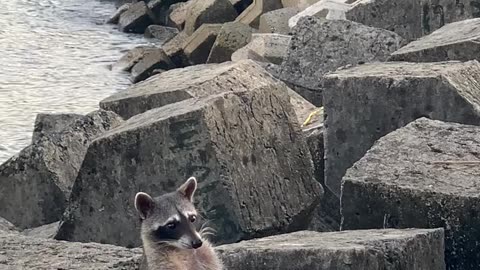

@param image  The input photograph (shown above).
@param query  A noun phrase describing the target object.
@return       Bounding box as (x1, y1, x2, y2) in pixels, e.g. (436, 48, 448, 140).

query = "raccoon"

(134, 177, 223, 270)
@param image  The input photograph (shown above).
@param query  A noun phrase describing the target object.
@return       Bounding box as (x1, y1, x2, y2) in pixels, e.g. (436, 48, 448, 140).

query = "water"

(0, 0, 151, 163)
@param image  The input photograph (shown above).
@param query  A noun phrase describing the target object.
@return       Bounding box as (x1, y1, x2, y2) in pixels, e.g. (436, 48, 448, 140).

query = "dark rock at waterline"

(107, 3, 131, 24)
(130, 48, 174, 83)
(184, 0, 238, 35)
(32, 113, 84, 143)
(56, 84, 322, 247)
(0, 110, 123, 229)
(118, 1, 154, 33)
(144, 25, 179, 43)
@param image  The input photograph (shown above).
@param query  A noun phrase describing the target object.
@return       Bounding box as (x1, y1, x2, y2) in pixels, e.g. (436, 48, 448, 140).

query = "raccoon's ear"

(177, 177, 197, 202)
(135, 192, 154, 219)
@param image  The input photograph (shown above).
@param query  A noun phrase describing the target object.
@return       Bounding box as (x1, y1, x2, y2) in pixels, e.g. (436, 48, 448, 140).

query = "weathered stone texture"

(259, 7, 300, 35)
(183, 24, 223, 65)
(144, 25, 179, 44)
(282, 0, 320, 10)
(130, 48, 174, 83)
(112, 46, 156, 72)
(162, 31, 189, 67)
(0, 230, 142, 269)
(56, 85, 322, 247)
(323, 61, 480, 197)
(167, 2, 191, 30)
(278, 17, 406, 107)
(207, 22, 254, 63)
(32, 113, 84, 143)
(22, 221, 60, 239)
(232, 33, 291, 65)
(0, 217, 17, 232)
(100, 60, 283, 119)
(184, 0, 238, 35)
(342, 118, 480, 270)
(347, 0, 480, 41)
(106, 3, 131, 24)
(390, 18, 480, 62)
(235, 0, 283, 28)
(217, 229, 446, 269)
(118, 1, 154, 33)
(0, 110, 123, 229)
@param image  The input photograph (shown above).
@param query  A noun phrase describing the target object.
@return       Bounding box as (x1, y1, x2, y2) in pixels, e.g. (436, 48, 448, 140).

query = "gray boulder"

(144, 25, 179, 44)
(235, 0, 283, 28)
(162, 31, 189, 67)
(207, 22, 254, 63)
(390, 18, 480, 62)
(184, 24, 223, 65)
(278, 17, 406, 107)
(0, 110, 123, 229)
(232, 33, 291, 65)
(323, 60, 480, 197)
(22, 221, 60, 239)
(32, 113, 84, 143)
(0, 217, 17, 232)
(0, 230, 142, 269)
(342, 118, 480, 270)
(217, 229, 446, 269)
(56, 84, 322, 247)
(167, 1, 191, 30)
(130, 48, 174, 83)
(347, 0, 480, 41)
(112, 46, 157, 72)
(106, 3, 131, 24)
(118, 1, 154, 33)
(259, 7, 299, 35)
(184, 0, 238, 35)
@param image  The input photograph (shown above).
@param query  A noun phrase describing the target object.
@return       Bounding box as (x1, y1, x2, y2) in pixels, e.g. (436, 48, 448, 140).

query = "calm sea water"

(0, 0, 151, 163)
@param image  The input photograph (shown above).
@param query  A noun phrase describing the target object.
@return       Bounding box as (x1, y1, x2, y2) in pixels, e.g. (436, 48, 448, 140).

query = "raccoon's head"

(134, 177, 203, 249)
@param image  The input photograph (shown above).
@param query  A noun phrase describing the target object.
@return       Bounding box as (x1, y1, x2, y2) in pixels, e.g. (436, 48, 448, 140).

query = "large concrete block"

(112, 46, 157, 72)
(342, 118, 480, 270)
(323, 61, 480, 197)
(100, 60, 283, 119)
(167, 1, 191, 30)
(118, 1, 154, 34)
(0, 230, 142, 269)
(130, 48, 174, 83)
(278, 17, 405, 107)
(32, 113, 84, 143)
(56, 84, 323, 247)
(144, 25, 179, 43)
(106, 3, 131, 24)
(259, 7, 300, 35)
(347, 0, 480, 41)
(183, 24, 223, 65)
(288, 0, 352, 29)
(282, 0, 320, 10)
(207, 22, 254, 63)
(0, 217, 17, 232)
(232, 33, 291, 65)
(390, 18, 480, 62)
(235, 0, 283, 28)
(0, 110, 123, 229)
(184, 0, 238, 35)
(162, 31, 189, 67)
(217, 229, 446, 269)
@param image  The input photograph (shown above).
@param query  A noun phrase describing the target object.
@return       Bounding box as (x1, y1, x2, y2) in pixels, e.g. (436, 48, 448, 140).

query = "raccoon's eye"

(189, 215, 197, 223)
(166, 222, 176, 229)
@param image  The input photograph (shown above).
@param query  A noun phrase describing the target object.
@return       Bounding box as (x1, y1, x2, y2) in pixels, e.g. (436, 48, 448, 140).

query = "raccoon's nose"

(191, 239, 203, 249)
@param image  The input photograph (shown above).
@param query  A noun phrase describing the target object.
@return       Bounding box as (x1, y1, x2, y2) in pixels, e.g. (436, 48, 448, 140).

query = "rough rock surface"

(184, 0, 238, 35)
(235, 0, 283, 28)
(56, 84, 322, 247)
(106, 3, 131, 24)
(130, 48, 174, 83)
(0, 230, 143, 269)
(183, 24, 223, 65)
(278, 17, 406, 107)
(390, 18, 480, 62)
(288, 0, 352, 29)
(347, 0, 480, 41)
(323, 60, 480, 197)
(342, 118, 480, 270)
(144, 25, 179, 44)
(230, 0, 254, 14)
(162, 31, 189, 67)
(101, 60, 279, 119)
(217, 229, 446, 269)
(232, 33, 291, 65)
(207, 22, 254, 63)
(282, 0, 320, 10)
(167, 1, 191, 30)
(112, 46, 156, 72)
(22, 221, 60, 239)
(32, 113, 84, 143)
(0, 217, 17, 232)
(0, 110, 123, 229)
(118, 1, 154, 33)
(259, 7, 299, 35)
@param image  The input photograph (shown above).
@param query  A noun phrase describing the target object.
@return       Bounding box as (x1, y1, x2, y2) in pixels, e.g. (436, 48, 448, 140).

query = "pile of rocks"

(3, 0, 480, 268)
